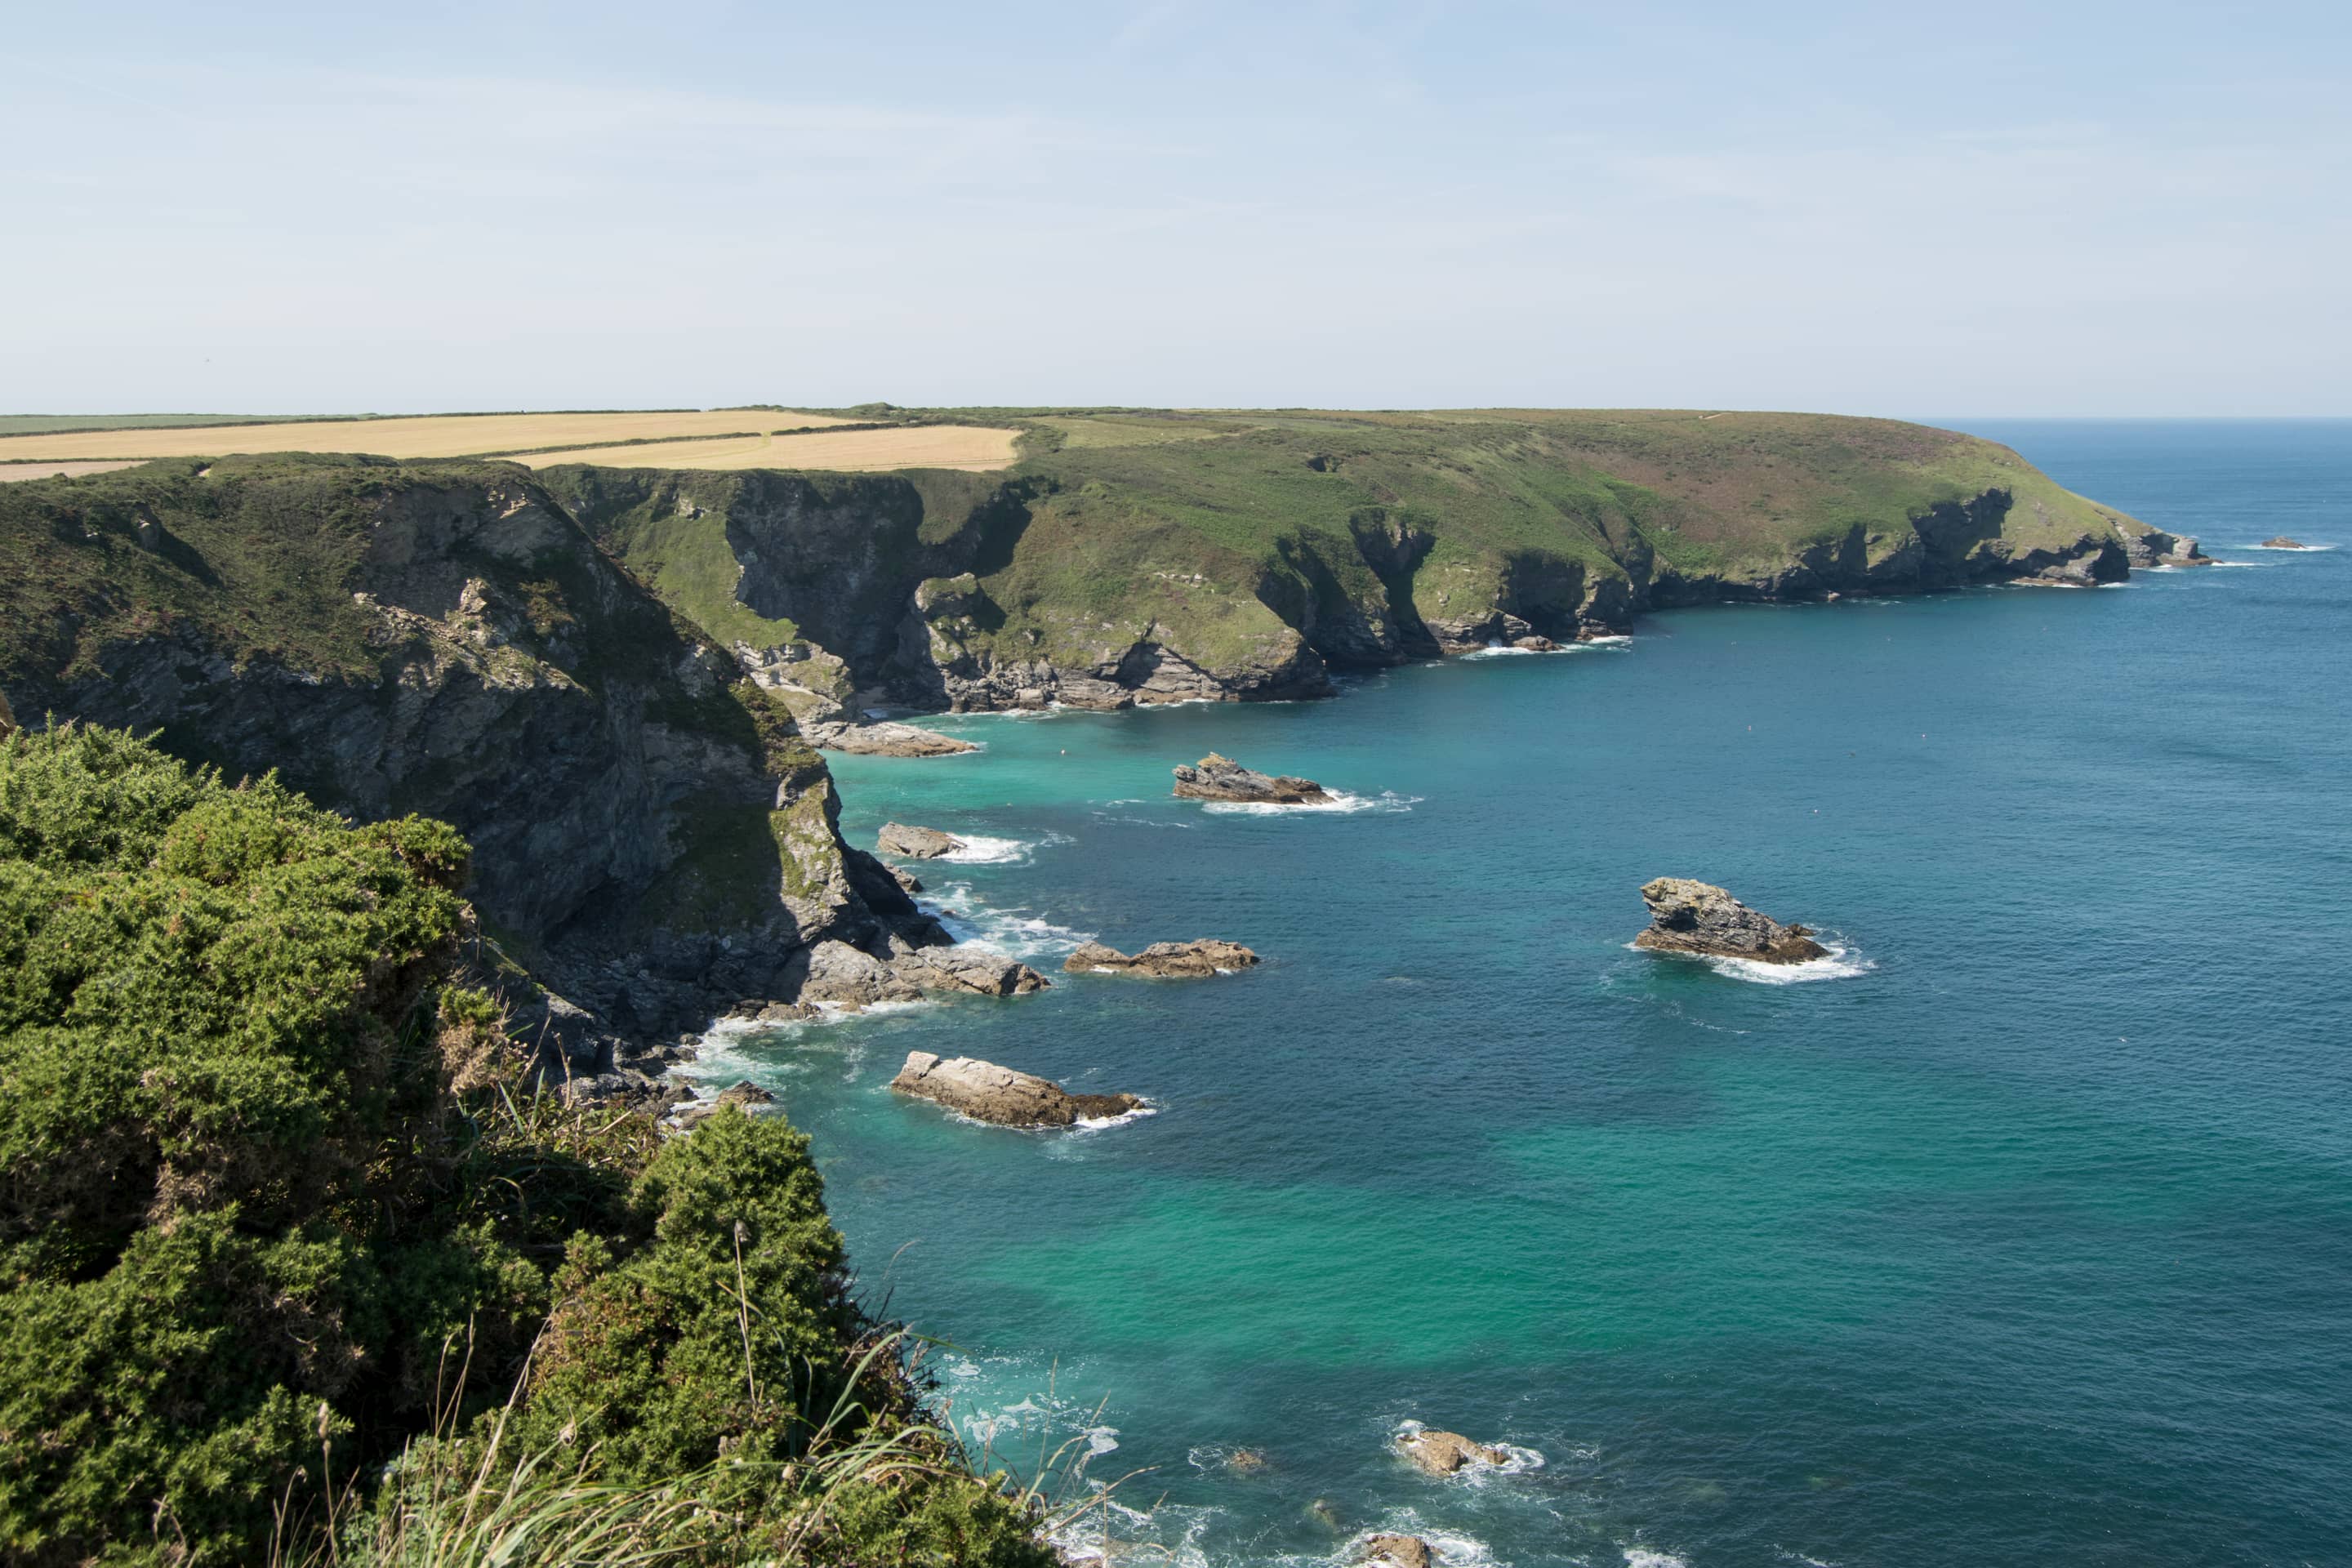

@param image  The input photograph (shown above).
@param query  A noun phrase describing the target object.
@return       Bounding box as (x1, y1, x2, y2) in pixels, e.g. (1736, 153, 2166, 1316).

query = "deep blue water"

(707, 421, 2352, 1568)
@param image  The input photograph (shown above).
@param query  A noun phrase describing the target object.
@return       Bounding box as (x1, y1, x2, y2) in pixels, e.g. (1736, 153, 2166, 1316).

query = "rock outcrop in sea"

(2262, 536, 2309, 550)
(1063, 938, 1260, 977)
(877, 822, 965, 858)
(1363, 1535, 1435, 1568)
(804, 719, 978, 756)
(1633, 878, 1828, 964)
(2119, 523, 2213, 568)
(793, 939, 1049, 1008)
(1172, 753, 1329, 804)
(889, 1051, 1142, 1127)
(1395, 1428, 1510, 1476)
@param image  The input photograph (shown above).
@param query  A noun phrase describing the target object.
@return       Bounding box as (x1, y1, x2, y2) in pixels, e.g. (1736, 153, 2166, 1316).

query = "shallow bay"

(713, 421, 2352, 1567)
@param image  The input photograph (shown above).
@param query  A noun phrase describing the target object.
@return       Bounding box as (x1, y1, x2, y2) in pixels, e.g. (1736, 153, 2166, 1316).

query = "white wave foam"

(1393, 1419, 1545, 1483)
(2203, 559, 2278, 568)
(1072, 1102, 1160, 1133)
(938, 833, 1036, 865)
(1628, 938, 1873, 986)
(1464, 643, 1539, 657)
(1625, 1552, 1690, 1568)
(2250, 541, 2336, 550)
(1200, 789, 1421, 817)
(1580, 633, 1635, 647)
(923, 884, 1095, 960)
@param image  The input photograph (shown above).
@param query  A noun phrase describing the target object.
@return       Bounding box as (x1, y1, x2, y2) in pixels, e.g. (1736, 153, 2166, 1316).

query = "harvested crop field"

(0, 409, 856, 464)
(0, 460, 148, 482)
(517, 425, 1022, 473)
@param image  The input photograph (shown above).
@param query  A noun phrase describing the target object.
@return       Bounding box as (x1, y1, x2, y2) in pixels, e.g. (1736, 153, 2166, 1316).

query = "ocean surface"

(702, 420, 2352, 1568)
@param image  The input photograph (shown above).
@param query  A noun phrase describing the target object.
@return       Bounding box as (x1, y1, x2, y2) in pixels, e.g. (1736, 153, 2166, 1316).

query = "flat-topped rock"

(876, 822, 965, 859)
(888, 1051, 1141, 1128)
(1064, 938, 1261, 977)
(1395, 1428, 1509, 1476)
(792, 939, 1049, 1009)
(804, 720, 979, 757)
(2263, 536, 2309, 550)
(1363, 1535, 1435, 1568)
(1172, 752, 1328, 804)
(1634, 877, 1828, 964)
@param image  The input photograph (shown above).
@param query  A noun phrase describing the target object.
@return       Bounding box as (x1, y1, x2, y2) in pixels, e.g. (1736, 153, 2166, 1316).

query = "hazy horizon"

(10, 2, 2348, 417)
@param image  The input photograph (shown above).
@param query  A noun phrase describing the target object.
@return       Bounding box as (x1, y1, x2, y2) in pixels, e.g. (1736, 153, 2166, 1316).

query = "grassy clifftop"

(546, 407, 2145, 711)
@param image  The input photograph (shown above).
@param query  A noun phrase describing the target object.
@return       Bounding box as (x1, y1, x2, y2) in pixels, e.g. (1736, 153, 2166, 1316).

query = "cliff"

(539, 408, 2158, 712)
(0, 454, 926, 1036)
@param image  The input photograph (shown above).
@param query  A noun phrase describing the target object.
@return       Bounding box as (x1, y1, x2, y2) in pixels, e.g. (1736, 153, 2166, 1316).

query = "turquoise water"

(711, 421, 2352, 1568)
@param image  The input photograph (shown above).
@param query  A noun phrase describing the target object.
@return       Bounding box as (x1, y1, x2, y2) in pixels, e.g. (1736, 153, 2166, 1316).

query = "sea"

(694, 420, 2352, 1568)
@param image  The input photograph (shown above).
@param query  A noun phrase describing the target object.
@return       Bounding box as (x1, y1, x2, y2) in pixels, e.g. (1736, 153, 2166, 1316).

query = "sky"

(6, 1, 2348, 416)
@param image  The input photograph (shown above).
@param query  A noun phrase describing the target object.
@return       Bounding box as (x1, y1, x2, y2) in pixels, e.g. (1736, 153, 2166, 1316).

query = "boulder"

(877, 822, 965, 859)
(1512, 635, 1559, 652)
(1063, 938, 1260, 978)
(804, 720, 979, 757)
(1395, 1428, 1508, 1476)
(1363, 1535, 1436, 1568)
(2263, 536, 2308, 550)
(1172, 752, 1328, 804)
(1633, 877, 1828, 964)
(888, 1051, 1142, 1128)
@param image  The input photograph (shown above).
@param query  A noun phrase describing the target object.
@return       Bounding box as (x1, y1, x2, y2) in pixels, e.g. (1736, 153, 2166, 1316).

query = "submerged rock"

(1063, 938, 1260, 977)
(1363, 1535, 1436, 1568)
(1633, 877, 1828, 964)
(1395, 1428, 1509, 1476)
(877, 822, 965, 859)
(804, 719, 978, 757)
(888, 1050, 1141, 1128)
(1171, 752, 1328, 804)
(2262, 536, 2309, 550)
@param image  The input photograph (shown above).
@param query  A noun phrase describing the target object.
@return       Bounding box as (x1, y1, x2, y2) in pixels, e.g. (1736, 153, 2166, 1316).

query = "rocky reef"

(2261, 536, 2309, 550)
(1395, 1428, 1511, 1476)
(1173, 753, 1328, 804)
(1363, 1535, 1435, 1568)
(888, 1050, 1142, 1127)
(1063, 938, 1260, 977)
(1633, 877, 1829, 964)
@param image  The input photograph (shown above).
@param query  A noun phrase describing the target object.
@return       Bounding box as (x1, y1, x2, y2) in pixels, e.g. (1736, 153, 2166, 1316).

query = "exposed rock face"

(804, 719, 978, 756)
(1396, 1429, 1509, 1476)
(1363, 1535, 1436, 1568)
(1064, 939, 1260, 977)
(2262, 537, 2308, 550)
(888, 1051, 1141, 1128)
(877, 822, 965, 859)
(1633, 878, 1828, 964)
(791, 938, 1049, 1009)
(0, 457, 953, 1040)
(1172, 753, 1328, 804)
(0, 688, 13, 737)
(2120, 523, 2213, 568)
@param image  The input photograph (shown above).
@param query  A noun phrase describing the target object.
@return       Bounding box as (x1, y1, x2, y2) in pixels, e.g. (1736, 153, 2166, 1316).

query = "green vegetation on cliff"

(0, 726, 1049, 1566)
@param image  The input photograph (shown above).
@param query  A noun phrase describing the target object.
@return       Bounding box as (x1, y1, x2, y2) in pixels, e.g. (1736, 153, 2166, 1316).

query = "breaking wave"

(1200, 790, 1421, 817)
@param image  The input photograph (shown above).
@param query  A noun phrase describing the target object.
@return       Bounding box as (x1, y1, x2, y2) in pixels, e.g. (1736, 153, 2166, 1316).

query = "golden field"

(511, 425, 1022, 473)
(0, 460, 146, 483)
(0, 409, 857, 465)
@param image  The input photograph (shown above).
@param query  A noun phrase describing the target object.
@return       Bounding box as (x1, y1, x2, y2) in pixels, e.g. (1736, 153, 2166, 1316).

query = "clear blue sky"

(7, 2, 2346, 416)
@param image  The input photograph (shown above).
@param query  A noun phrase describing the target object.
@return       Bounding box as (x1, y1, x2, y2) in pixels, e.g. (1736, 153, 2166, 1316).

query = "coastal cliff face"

(0, 456, 919, 1035)
(541, 410, 2149, 713)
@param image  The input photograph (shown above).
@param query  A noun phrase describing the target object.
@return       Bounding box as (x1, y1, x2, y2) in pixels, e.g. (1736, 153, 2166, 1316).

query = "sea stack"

(1172, 753, 1329, 804)
(1633, 878, 1829, 964)
(888, 1051, 1142, 1128)
(1063, 938, 1260, 977)
(876, 822, 965, 859)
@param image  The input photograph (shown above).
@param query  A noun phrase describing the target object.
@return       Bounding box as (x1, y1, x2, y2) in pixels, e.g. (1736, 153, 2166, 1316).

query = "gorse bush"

(0, 725, 1052, 1566)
